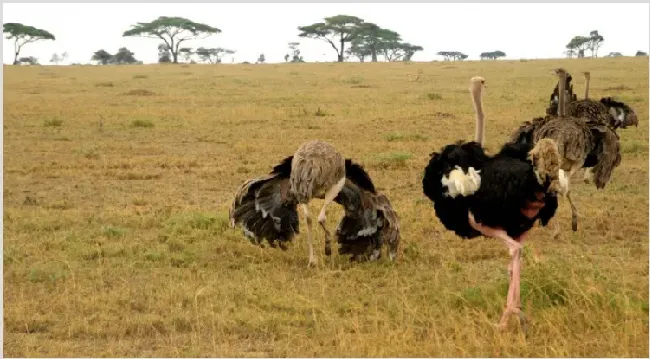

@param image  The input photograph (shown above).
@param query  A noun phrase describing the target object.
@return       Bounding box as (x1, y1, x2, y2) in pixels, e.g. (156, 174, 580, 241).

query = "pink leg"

(468, 211, 527, 332)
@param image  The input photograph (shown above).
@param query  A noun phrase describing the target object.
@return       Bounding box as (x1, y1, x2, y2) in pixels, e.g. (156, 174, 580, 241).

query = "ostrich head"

(551, 68, 570, 117)
(527, 138, 564, 194)
(601, 97, 639, 129)
(582, 71, 591, 81)
(469, 76, 486, 145)
(547, 70, 575, 116)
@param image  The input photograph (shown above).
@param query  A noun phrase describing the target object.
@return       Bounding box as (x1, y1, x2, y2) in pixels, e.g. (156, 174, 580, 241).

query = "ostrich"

(546, 71, 638, 130)
(422, 76, 564, 331)
(510, 68, 622, 232)
(230, 140, 400, 265)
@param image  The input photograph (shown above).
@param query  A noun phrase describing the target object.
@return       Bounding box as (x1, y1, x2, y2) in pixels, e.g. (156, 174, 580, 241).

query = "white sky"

(3, 2, 649, 64)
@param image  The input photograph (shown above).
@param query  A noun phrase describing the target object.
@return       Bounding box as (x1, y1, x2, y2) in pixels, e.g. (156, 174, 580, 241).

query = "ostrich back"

(566, 99, 616, 127)
(290, 140, 346, 204)
(531, 117, 594, 170)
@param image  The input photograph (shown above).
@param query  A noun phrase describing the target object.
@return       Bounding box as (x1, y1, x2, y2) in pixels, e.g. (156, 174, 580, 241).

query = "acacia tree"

(436, 51, 468, 61)
(195, 47, 235, 63)
(587, 30, 604, 58)
(380, 41, 423, 62)
(566, 36, 590, 58)
(479, 51, 506, 60)
(298, 15, 364, 62)
(3, 23, 55, 65)
(91, 49, 113, 65)
(123, 16, 221, 63)
(350, 23, 401, 62)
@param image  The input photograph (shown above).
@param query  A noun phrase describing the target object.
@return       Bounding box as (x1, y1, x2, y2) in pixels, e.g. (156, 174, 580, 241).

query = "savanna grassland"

(3, 57, 649, 357)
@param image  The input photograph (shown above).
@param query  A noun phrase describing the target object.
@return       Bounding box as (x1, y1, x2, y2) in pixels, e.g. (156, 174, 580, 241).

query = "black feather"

(422, 140, 489, 238)
(271, 155, 293, 177)
(345, 159, 376, 194)
(231, 156, 300, 248)
(422, 138, 558, 240)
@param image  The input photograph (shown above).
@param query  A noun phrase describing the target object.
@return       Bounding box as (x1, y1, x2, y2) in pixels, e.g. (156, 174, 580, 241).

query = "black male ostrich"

(422, 76, 565, 331)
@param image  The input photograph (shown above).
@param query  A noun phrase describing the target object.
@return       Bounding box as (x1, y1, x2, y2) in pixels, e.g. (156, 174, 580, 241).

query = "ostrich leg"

(468, 212, 527, 331)
(301, 204, 316, 267)
(318, 177, 346, 256)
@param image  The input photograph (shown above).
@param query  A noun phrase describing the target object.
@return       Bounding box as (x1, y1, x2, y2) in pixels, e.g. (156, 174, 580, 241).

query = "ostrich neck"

(558, 75, 566, 117)
(471, 89, 485, 145)
(584, 77, 590, 99)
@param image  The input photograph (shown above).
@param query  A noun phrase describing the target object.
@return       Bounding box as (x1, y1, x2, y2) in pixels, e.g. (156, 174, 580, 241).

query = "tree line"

(3, 16, 648, 65)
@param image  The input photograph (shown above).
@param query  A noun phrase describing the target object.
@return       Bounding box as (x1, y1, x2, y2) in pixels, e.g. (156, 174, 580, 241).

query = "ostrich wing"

(229, 155, 299, 247)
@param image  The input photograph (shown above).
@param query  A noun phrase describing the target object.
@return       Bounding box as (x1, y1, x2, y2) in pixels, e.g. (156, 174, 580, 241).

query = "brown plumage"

(510, 68, 622, 233)
(229, 140, 401, 266)
(335, 179, 401, 262)
(546, 70, 639, 130)
(544, 70, 635, 185)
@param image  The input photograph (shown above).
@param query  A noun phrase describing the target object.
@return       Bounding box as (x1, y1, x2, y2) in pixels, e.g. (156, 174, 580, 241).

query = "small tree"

(479, 51, 506, 60)
(380, 41, 423, 62)
(195, 47, 235, 64)
(123, 16, 221, 63)
(566, 36, 590, 58)
(635, 50, 647, 56)
(91, 49, 113, 65)
(179, 47, 193, 63)
(158, 43, 172, 63)
(436, 51, 467, 61)
(112, 47, 139, 64)
(287, 42, 304, 62)
(257, 54, 266, 64)
(604, 52, 623, 57)
(18, 56, 39, 65)
(298, 15, 364, 62)
(4, 23, 55, 65)
(49, 52, 68, 65)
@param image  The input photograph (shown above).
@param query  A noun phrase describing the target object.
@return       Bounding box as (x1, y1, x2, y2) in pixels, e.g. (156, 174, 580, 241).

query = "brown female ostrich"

(230, 140, 401, 266)
(546, 71, 639, 130)
(510, 68, 622, 233)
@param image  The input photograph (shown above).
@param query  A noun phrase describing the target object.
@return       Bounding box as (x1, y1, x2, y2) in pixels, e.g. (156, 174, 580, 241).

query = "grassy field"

(3, 57, 648, 357)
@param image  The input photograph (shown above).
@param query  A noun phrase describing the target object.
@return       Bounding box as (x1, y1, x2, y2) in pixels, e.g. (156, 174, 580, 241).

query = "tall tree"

(298, 15, 364, 62)
(636, 50, 648, 56)
(587, 30, 604, 58)
(3, 23, 55, 65)
(352, 23, 400, 62)
(122, 16, 221, 63)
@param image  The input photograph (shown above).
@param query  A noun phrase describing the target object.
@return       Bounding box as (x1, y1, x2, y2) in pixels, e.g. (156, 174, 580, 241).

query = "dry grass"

(3, 57, 649, 357)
